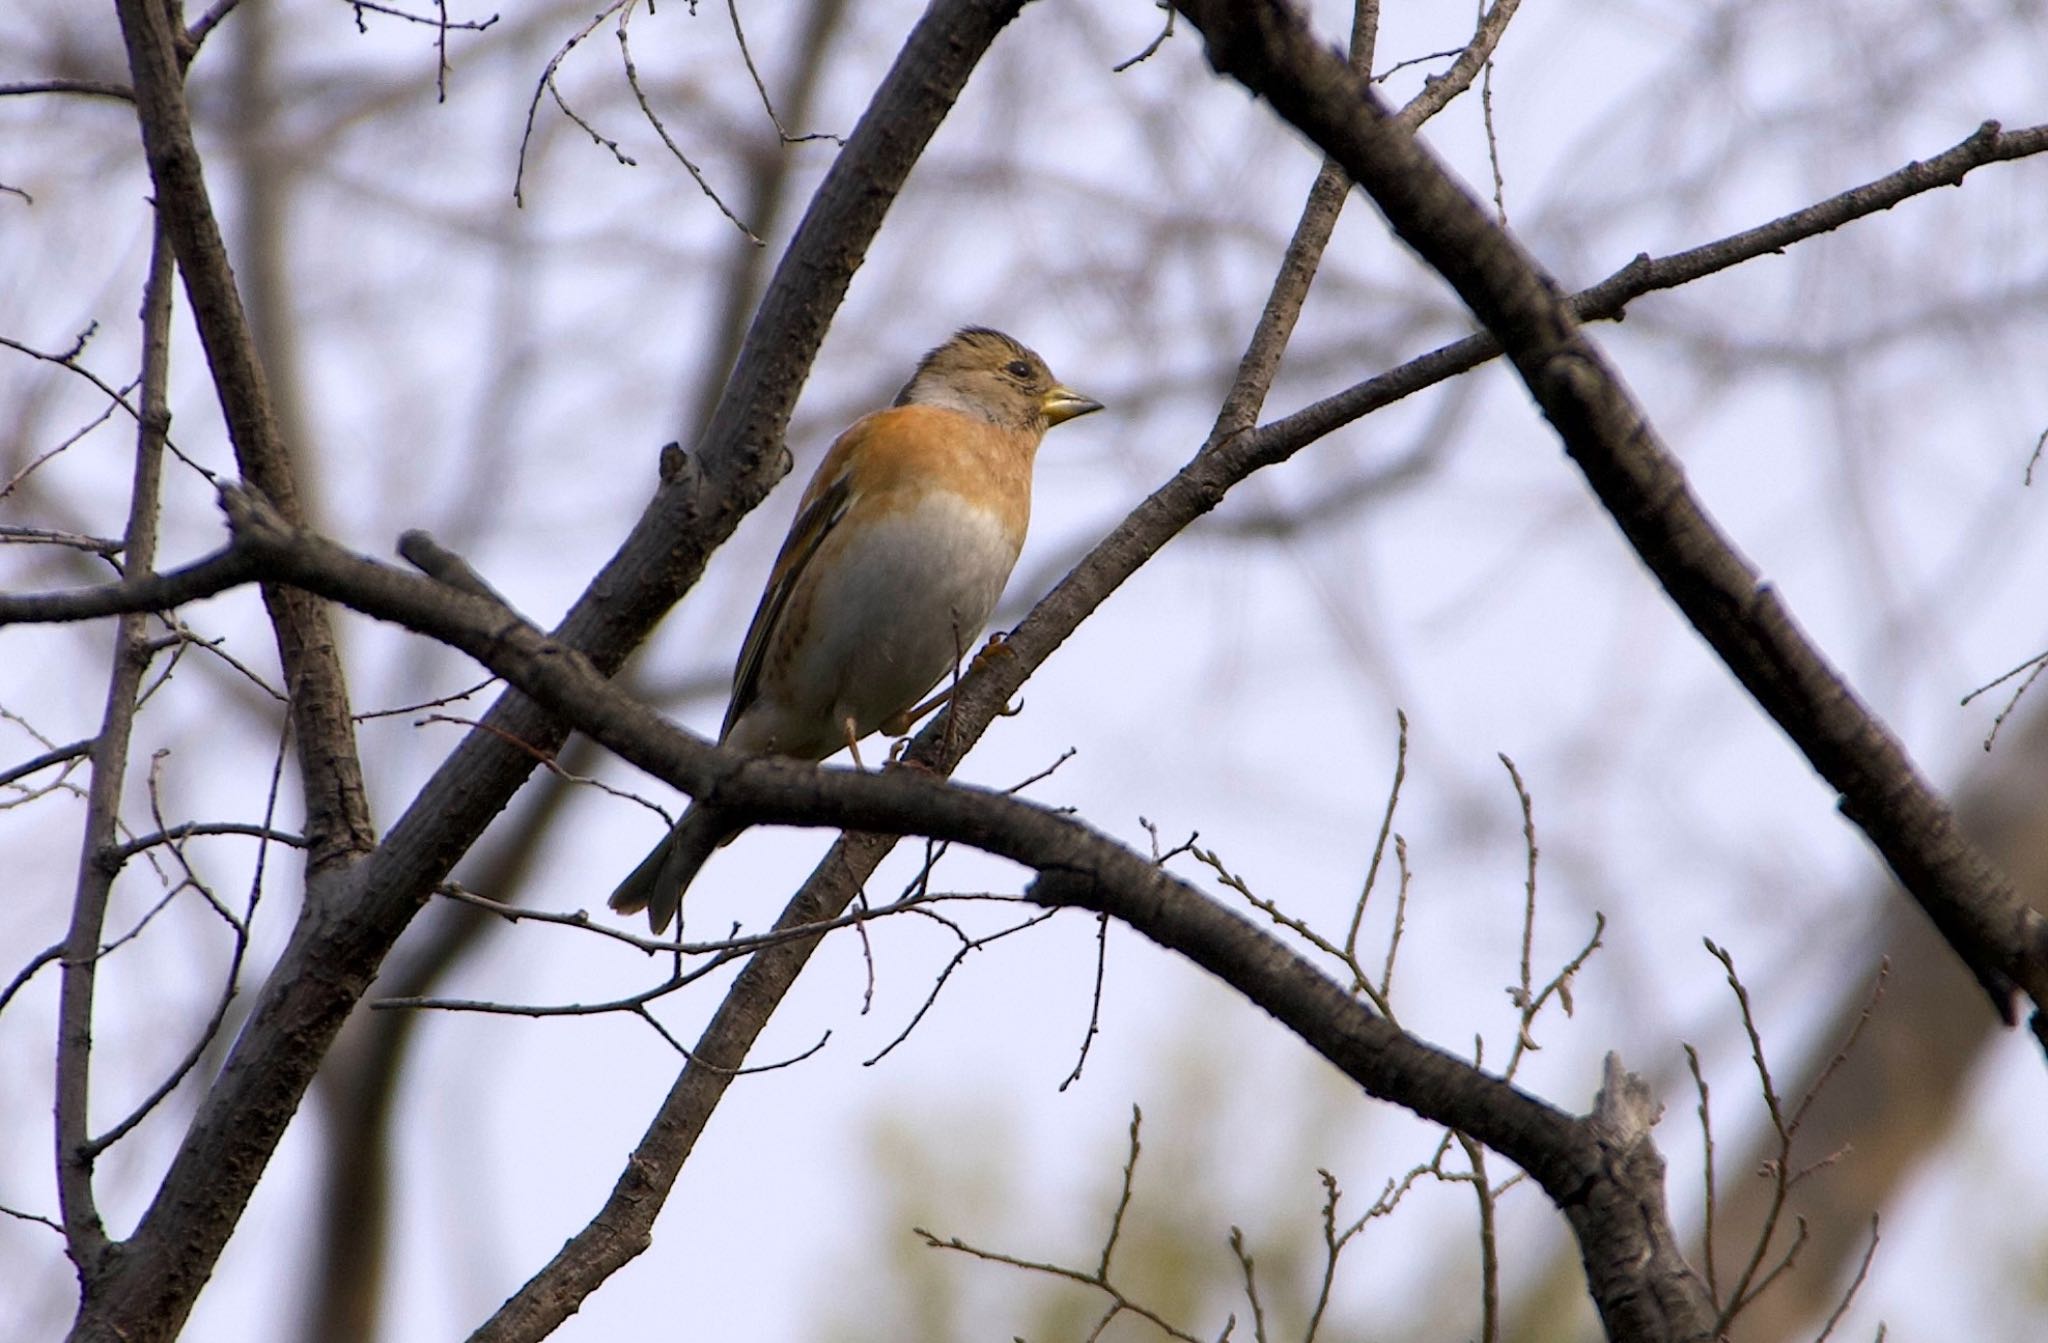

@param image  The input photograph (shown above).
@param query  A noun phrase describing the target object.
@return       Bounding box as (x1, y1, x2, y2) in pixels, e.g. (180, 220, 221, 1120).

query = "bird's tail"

(607, 804, 736, 934)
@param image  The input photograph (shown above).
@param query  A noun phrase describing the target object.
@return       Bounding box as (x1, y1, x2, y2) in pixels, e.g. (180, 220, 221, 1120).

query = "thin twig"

(512, 3, 626, 206)
(1343, 709, 1407, 974)
(617, 4, 760, 241)
(415, 712, 672, 819)
(722, 0, 839, 144)
(1390, 0, 1522, 132)
(1685, 1042, 1720, 1303)
(1228, 1227, 1268, 1343)
(0, 79, 135, 102)
(915, 1106, 1212, 1343)
(0, 945, 63, 1021)
(1113, 2, 1175, 72)
(1059, 912, 1111, 1090)
(1812, 1218, 1882, 1343)
(862, 905, 1059, 1065)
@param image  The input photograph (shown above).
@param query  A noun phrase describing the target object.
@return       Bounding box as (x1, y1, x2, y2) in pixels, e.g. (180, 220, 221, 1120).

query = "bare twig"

(1454, 1131, 1502, 1343)
(1961, 650, 2048, 751)
(184, 0, 244, 55)
(1114, 2, 1176, 72)
(54, 220, 178, 1266)
(414, 713, 672, 819)
(859, 906, 1060, 1066)
(351, 677, 495, 722)
(1378, 834, 1410, 1003)
(1703, 942, 1889, 1333)
(915, 1107, 1214, 1343)
(1342, 708, 1407, 974)
(1058, 911, 1111, 1090)
(0, 1201, 66, 1234)
(722, 0, 839, 144)
(1685, 1042, 1719, 1302)
(1812, 1218, 1882, 1343)
(512, 3, 625, 206)
(1389, 0, 1521, 132)
(616, 3, 759, 241)
(0, 945, 64, 1021)
(117, 0, 377, 886)
(1227, 1226, 1268, 1343)
(0, 526, 125, 555)
(107, 822, 307, 861)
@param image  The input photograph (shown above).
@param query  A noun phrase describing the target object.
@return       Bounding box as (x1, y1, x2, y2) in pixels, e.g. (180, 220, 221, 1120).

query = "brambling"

(609, 327, 1103, 932)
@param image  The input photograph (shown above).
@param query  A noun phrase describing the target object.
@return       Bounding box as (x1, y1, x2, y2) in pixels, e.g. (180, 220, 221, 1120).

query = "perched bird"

(609, 327, 1103, 932)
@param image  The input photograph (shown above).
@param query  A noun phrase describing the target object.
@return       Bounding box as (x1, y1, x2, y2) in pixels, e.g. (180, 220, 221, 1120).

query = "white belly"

(739, 492, 1021, 759)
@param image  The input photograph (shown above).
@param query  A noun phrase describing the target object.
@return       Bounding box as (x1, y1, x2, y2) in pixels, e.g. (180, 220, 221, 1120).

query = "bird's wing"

(722, 456, 856, 740)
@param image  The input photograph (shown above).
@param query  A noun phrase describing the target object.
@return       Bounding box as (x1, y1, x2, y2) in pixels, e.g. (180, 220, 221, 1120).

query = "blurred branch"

(1172, 0, 2048, 1048)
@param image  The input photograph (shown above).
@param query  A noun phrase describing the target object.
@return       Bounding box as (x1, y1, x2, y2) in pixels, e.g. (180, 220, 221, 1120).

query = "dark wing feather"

(722, 469, 854, 740)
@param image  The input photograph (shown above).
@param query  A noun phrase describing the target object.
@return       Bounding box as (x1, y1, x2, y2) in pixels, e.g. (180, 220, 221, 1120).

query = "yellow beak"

(1042, 384, 1105, 426)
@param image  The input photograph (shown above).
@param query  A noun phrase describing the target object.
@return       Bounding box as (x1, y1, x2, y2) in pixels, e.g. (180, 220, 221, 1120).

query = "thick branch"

(1173, 0, 2048, 1044)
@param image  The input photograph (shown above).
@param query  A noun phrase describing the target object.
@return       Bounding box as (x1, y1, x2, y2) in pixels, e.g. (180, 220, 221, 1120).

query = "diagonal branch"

(1171, 0, 2048, 1048)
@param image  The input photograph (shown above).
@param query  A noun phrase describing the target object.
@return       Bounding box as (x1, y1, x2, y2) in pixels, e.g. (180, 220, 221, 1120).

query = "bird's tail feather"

(607, 804, 736, 934)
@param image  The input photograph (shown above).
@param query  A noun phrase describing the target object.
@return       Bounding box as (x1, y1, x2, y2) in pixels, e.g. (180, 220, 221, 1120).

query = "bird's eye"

(1005, 359, 1033, 380)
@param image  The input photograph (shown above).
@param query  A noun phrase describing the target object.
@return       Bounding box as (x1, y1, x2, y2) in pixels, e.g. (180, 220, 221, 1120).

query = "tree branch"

(1171, 0, 2048, 1046)
(113, 0, 376, 876)
(0, 546, 258, 624)
(54, 219, 178, 1282)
